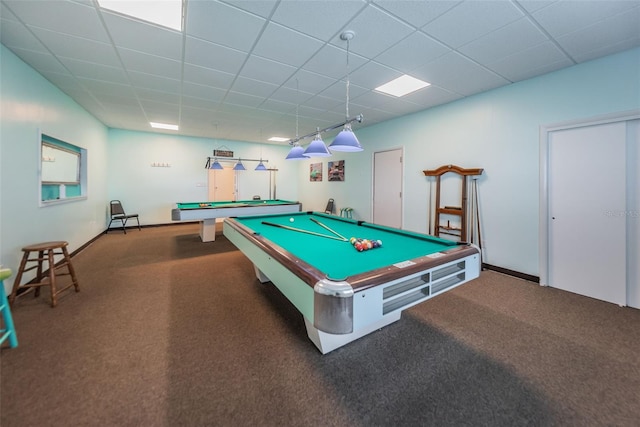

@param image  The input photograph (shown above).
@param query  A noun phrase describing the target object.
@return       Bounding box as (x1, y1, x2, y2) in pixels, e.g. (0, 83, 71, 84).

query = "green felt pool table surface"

(232, 211, 459, 280)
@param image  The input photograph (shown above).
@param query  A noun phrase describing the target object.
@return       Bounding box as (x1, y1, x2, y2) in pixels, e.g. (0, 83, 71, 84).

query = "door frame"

(538, 109, 640, 287)
(371, 146, 404, 228)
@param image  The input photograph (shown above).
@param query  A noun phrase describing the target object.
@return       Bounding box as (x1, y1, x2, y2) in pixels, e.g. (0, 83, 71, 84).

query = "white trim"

(371, 146, 404, 228)
(539, 109, 640, 286)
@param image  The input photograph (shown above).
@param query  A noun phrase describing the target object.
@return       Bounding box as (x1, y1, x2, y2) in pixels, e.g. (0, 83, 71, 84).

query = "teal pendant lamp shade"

(329, 124, 363, 152)
(303, 134, 331, 157)
(286, 144, 307, 160)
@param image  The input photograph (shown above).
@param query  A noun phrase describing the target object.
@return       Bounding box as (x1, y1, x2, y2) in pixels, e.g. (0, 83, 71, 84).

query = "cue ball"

(289, 218, 295, 222)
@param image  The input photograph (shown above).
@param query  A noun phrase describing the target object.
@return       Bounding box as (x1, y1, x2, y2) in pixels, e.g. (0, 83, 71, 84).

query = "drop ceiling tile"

(516, 1, 556, 14)
(184, 36, 248, 74)
(532, 0, 638, 38)
(252, 22, 324, 68)
(459, 17, 549, 65)
(333, 5, 415, 59)
(318, 81, 369, 102)
(1, 14, 49, 52)
(422, 1, 523, 48)
(239, 55, 296, 86)
(6, 48, 68, 74)
(57, 57, 128, 84)
(128, 71, 180, 94)
(118, 48, 182, 80)
(224, 91, 264, 108)
(398, 85, 461, 108)
(412, 51, 509, 96)
(77, 78, 134, 97)
(271, 0, 365, 40)
(29, 27, 120, 67)
(372, 0, 461, 28)
(101, 10, 183, 60)
(231, 76, 279, 99)
(302, 44, 368, 80)
(186, 0, 265, 52)
(487, 41, 572, 81)
(181, 93, 224, 109)
(182, 63, 236, 88)
(139, 98, 179, 115)
(136, 88, 180, 105)
(40, 70, 86, 91)
(3, 0, 109, 42)
(219, 0, 278, 19)
(556, 6, 640, 60)
(349, 61, 403, 89)
(374, 31, 450, 73)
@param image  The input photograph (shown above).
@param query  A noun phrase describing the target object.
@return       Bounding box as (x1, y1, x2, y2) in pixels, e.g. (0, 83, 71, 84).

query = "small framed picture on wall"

(310, 163, 323, 181)
(328, 160, 345, 181)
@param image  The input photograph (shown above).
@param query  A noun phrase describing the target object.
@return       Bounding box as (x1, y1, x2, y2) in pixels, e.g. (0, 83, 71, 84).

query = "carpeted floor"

(1, 224, 639, 426)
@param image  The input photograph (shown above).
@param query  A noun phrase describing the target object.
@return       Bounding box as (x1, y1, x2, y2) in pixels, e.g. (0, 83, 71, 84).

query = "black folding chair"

(324, 198, 335, 215)
(106, 200, 140, 234)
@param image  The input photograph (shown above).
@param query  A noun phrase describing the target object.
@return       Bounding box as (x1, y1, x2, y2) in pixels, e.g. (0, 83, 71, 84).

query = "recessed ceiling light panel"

(98, 0, 183, 31)
(268, 137, 290, 142)
(375, 75, 431, 97)
(150, 122, 179, 131)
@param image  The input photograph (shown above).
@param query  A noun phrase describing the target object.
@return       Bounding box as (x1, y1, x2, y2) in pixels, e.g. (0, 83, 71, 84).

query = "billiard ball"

(289, 217, 294, 222)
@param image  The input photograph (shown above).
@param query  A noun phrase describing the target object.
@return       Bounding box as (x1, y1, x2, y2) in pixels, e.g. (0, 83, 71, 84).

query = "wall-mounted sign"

(214, 149, 233, 157)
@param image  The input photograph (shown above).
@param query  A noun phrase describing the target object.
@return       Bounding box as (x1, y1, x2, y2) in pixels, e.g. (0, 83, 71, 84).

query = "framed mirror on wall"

(39, 132, 87, 206)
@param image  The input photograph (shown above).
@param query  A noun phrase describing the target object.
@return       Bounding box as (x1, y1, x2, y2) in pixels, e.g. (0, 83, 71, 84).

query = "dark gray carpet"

(1, 224, 639, 426)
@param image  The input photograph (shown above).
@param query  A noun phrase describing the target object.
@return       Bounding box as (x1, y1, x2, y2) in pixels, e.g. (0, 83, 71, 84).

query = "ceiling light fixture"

(285, 32, 364, 160)
(150, 121, 179, 131)
(303, 130, 332, 157)
(209, 158, 223, 170)
(286, 79, 308, 160)
(233, 159, 246, 171)
(97, 0, 183, 31)
(375, 74, 431, 97)
(268, 137, 290, 143)
(329, 31, 363, 152)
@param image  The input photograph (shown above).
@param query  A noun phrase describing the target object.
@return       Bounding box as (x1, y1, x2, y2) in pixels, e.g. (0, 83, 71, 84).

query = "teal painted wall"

(295, 47, 640, 275)
(0, 45, 109, 292)
(2, 42, 639, 281)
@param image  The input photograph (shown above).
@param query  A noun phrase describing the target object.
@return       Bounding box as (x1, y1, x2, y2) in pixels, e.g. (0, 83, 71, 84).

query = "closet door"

(373, 148, 403, 228)
(548, 122, 627, 305)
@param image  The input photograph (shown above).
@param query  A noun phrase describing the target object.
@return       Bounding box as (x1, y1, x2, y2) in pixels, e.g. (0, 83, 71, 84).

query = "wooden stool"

(9, 241, 80, 308)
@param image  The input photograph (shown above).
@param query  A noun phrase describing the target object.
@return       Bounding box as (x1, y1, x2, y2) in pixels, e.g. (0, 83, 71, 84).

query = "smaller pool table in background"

(171, 199, 302, 242)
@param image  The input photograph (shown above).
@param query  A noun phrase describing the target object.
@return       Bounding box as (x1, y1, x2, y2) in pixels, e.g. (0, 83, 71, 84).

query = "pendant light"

(209, 158, 223, 169)
(329, 31, 363, 152)
(286, 79, 308, 160)
(303, 129, 332, 157)
(233, 159, 246, 171)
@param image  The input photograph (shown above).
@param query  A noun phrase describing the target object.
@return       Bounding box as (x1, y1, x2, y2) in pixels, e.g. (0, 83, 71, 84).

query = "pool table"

(171, 199, 301, 242)
(223, 211, 480, 354)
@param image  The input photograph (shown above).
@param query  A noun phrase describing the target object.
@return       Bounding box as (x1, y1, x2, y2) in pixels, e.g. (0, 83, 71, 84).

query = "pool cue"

(309, 217, 348, 241)
(428, 177, 432, 235)
(261, 221, 347, 242)
(473, 178, 483, 268)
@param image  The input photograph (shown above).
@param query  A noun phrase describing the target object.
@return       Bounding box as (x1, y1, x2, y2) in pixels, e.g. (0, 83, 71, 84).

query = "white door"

(208, 167, 236, 201)
(373, 148, 403, 228)
(548, 122, 627, 305)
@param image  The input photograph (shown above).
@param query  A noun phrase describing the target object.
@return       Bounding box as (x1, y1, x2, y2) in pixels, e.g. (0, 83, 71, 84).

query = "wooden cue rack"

(423, 165, 483, 242)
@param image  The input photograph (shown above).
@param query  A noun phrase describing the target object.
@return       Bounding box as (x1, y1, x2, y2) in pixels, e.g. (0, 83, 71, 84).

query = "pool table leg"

(200, 219, 217, 242)
(304, 311, 401, 354)
(253, 266, 270, 283)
